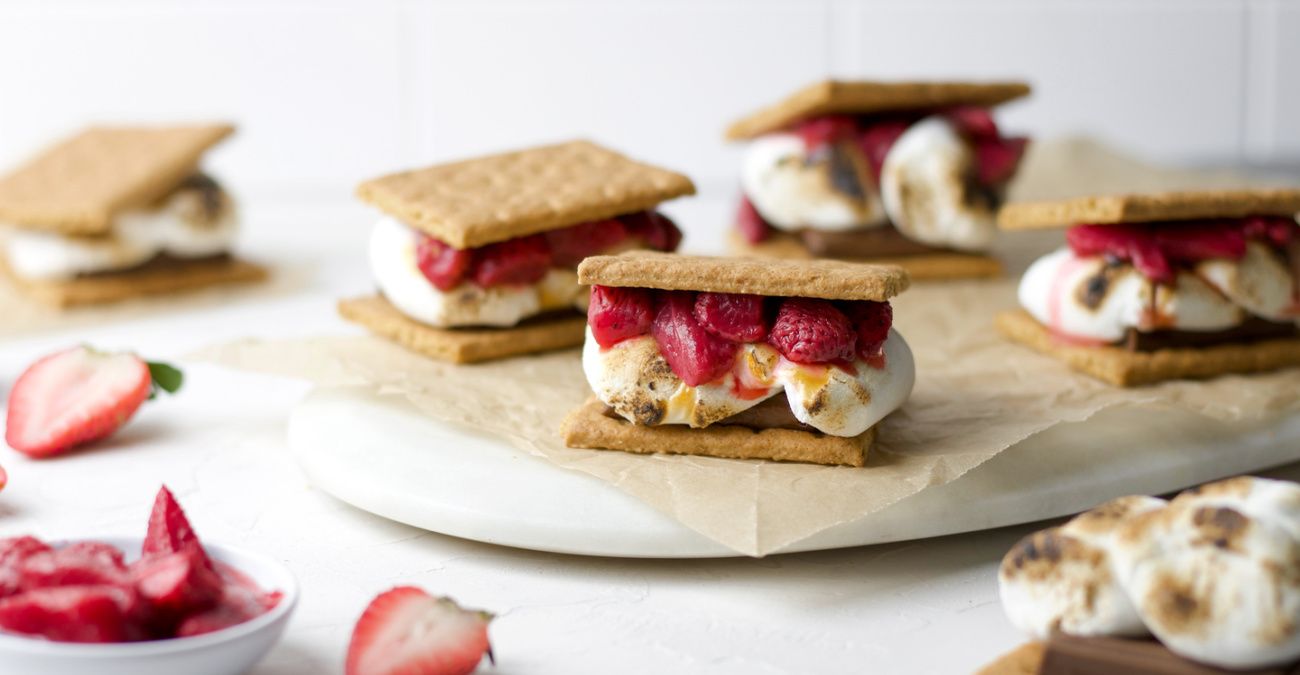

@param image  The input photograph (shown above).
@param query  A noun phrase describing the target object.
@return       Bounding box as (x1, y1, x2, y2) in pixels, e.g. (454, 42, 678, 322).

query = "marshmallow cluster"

(999, 477, 1300, 670)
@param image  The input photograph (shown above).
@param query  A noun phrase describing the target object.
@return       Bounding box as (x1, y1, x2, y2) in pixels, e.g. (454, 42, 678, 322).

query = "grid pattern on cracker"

(996, 310, 1300, 387)
(725, 79, 1032, 140)
(577, 252, 909, 301)
(561, 397, 872, 467)
(998, 188, 1300, 230)
(356, 140, 696, 249)
(0, 125, 235, 235)
(728, 231, 1003, 280)
(4, 256, 265, 308)
(338, 295, 586, 364)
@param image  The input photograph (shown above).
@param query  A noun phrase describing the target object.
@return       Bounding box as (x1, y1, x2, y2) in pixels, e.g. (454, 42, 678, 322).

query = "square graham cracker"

(998, 188, 1300, 231)
(337, 294, 587, 364)
(560, 397, 874, 467)
(577, 251, 909, 301)
(355, 140, 695, 249)
(996, 309, 1300, 387)
(727, 231, 1003, 280)
(725, 79, 1031, 140)
(0, 125, 235, 235)
(4, 255, 266, 308)
(974, 642, 1045, 675)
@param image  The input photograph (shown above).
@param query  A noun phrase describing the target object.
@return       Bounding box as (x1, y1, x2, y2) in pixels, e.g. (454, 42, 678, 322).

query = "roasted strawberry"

(795, 116, 859, 151)
(469, 234, 552, 287)
(1156, 224, 1246, 261)
(143, 486, 211, 569)
(623, 210, 682, 252)
(0, 537, 52, 599)
(4, 347, 182, 459)
(416, 235, 473, 291)
(1242, 216, 1298, 248)
(843, 301, 893, 361)
(131, 546, 223, 623)
(858, 118, 912, 181)
(769, 298, 857, 364)
(588, 286, 655, 348)
(346, 587, 494, 675)
(974, 137, 1028, 186)
(19, 545, 130, 590)
(176, 583, 281, 638)
(0, 585, 141, 643)
(694, 292, 768, 342)
(943, 106, 1000, 139)
(651, 292, 738, 386)
(734, 196, 773, 244)
(545, 219, 628, 266)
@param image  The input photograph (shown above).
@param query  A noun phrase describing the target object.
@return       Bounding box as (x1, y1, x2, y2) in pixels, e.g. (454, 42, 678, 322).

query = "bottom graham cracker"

(338, 294, 587, 364)
(4, 255, 267, 308)
(560, 396, 874, 467)
(974, 642, 1045, 675)
(996, 309, 1300, 387)
(728, 231, 1002, 280)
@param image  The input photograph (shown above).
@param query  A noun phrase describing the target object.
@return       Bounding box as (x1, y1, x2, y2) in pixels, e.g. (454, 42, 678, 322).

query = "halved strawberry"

(734, 196, 772, 244)
(469, 235, 552, 287)
(346, 587, 494, 675)
(588, 286, 655, 348)
(974, 137, 1028, 186)
(795, 115, 859, 151)
(694, 292, 768, 342)
(651, 292, 738, 387)
(545, 219, 628, 266)
(858, 118, 912, 182)
(622, 210, 682, 252)
(416, 235, 473, 291)
(142, 486, 210, 569)
(768, 298, 856, 365)
(130, 546, 223, 622)
(0, 585, 142, 643)
(4, 347, 183, 459)
(842, 301, 893, 361)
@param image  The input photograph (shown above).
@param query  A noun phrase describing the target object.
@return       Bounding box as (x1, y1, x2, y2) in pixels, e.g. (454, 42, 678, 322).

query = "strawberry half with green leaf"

(346, 586, 494, 675)
(4, 346, 183, 459)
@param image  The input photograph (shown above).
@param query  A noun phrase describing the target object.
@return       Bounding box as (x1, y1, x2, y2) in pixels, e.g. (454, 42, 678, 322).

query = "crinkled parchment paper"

(194, 138, 1300, 556)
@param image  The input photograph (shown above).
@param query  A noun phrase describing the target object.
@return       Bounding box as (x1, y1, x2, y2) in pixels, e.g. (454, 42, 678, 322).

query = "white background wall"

(0, 0, 1296, 202)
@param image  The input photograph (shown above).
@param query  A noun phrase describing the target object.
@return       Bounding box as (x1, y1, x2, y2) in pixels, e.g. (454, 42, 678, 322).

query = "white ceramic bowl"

(0, 536, 298, 675)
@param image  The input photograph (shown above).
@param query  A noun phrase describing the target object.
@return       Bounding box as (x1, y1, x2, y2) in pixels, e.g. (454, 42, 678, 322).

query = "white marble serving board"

(288, 388, 1300, 558)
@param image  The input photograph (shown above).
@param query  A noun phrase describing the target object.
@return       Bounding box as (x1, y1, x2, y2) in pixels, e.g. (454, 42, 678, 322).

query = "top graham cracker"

(355, 140, 696, 249)
(578, 252, 910, 301)
(0, 124, 235, 235)
(725, 79, 1032, 140)
(998, 188, 1300, 230)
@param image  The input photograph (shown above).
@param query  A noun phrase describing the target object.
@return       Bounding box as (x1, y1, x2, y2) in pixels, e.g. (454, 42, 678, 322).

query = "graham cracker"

(974, 642, 1045, 675)
(338, 294, 587, 364)
(998, 188, 1300, 230)
(577, 251, 909, 301)
(728, 231, 1003, 280)
(0, 125, 235, 235)
(4, 255, 266, 308)
(996, 309, 1300, 387)
(356, 140, 696, 249)
(560, 397, 873, 467)
(725, 79, 1032, 140)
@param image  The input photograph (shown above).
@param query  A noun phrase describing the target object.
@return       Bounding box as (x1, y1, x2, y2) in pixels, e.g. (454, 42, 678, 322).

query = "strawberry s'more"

(998, 188, 1300, 386)
(728, 80, 1031, 279)
(340, 140, 695, 363)
(561, 253, 914, 467)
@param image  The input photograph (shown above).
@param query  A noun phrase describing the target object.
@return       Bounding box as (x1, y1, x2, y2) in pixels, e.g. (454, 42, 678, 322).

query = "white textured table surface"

(1, 197, 1297, 675)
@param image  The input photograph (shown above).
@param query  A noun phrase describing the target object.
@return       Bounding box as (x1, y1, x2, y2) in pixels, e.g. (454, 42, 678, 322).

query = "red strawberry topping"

(768, 298, 857, 365)
(734, 195, 773, 244)
(842, 301, 893, 362)
(1243, 216, 1299, 247)
(19, 545, 130, 590)
(694, 292, 768, 342)
(623, 210, 682, 252)
(143, 486, 210, 567)
(346, 587, 494, 675)
(974, 136, 1028, 186)
(469, 234, 552, 287)
(858, 118, 912, 182)
(1065, 218, 1288, 284)
(131, 547, 223, 621)
(545, 219, 629, 266)
(943, 106, 1000, 139)
(588, 285, 656, 348)
(651, 292, 739, 386)
(0, 585, 139, 643)
(416, 235, 473, 291)
(795, 115, 859, 151)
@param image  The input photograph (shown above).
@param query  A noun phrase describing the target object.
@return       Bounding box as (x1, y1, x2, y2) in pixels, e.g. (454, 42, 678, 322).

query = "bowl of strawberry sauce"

(0, 489, 297, 675)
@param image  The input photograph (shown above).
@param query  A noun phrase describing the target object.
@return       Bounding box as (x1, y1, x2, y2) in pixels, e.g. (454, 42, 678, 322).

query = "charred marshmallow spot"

(740, 133, 887, 233)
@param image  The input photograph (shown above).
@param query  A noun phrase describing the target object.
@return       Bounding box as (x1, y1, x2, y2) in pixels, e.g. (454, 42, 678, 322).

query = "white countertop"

(0, 196, 1296, 675)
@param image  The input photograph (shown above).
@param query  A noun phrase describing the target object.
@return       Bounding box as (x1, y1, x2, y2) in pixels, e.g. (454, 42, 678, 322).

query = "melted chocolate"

(1039, 633, 1300, 674)
(1123, 318, 1298, 352)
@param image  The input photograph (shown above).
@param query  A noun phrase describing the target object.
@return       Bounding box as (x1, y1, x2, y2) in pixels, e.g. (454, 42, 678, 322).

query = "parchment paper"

(194, 138, 1300, 556)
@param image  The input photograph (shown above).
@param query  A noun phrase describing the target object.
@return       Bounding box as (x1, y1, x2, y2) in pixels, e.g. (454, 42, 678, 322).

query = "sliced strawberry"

(943, 105, 1000, 139)
(469, 235, 552, 287)
(3, 347, 170, 458)
(974, 136, 1027, 186)
(176, 562, 282, 638)
(416, 235, 473, 291)
(794, 115, 859, 151)
(142, 486, 210, 569)
(694, 292, 768, 342)
(842, 301, 893, 361)
(130, 547, 223, 622)
(19, 545, 130, 590)
(545, 219, 628, 266)
(768, 298, 857, 365)
(588, 286, 655, 348)
(858, 118, 912, 182)
(0, 585, 140, 643)
(622, 210, 682, 252)
(651, 292, 738, 387)
(734, 196, 773, 244)
(346, 587, 494, 675)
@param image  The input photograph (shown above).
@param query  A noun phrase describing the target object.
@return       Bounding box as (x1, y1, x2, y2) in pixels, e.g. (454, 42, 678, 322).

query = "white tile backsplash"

(0, 0, 1294, 200)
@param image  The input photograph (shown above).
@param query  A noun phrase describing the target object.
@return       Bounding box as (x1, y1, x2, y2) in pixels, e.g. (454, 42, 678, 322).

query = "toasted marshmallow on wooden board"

(999, 495, 1166, 638)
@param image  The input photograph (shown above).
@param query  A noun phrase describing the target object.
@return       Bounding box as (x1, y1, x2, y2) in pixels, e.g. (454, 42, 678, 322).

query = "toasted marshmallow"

(741, 133, 886, 233)
(1198, 242, 1300, 323)
(999, 495, 1167, 639)
(369, 216, 584, 328)
(2, 177, 238, 281)
(880, 117, 997, 252)
(582, 328, 914, 437)
(1110, 477, 1300, 670)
